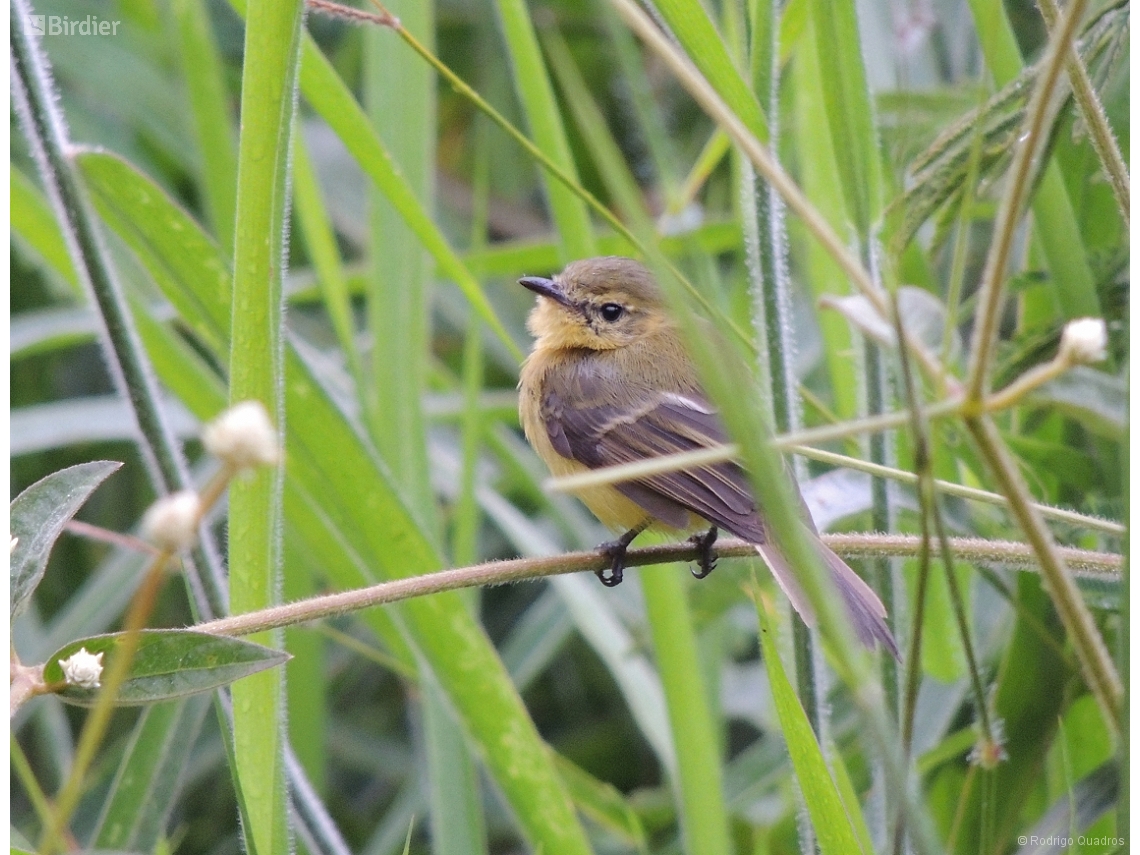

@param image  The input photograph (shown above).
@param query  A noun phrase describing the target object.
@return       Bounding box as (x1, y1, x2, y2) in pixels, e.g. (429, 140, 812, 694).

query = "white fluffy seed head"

(141, 490, 201, 552)
(60, 647, 104, 689)
(202, 400, 281, 471)
(1059, 317, 1108, 365)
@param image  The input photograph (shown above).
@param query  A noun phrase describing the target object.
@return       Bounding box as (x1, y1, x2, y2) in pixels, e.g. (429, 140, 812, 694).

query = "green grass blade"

(364, 3, 482, 847)
(754, 587, 867, 855)
(228, 1, 305, 852)
(598, 1, 683, 203)
(494, 0, 596, 260)
(291, 131, 363, 386)
(788, 19, 858, 418)
(807, 0, 883, 236)
(75, 150, 231, 352)
(282, 535, 328, 796)
(10, 166, 80, 295)
(423, 680, 487, 855)
(362, 0, 439, 522)
(640, 567, 733, 855)
(172, 0, 238, 256)
(652, 0, 768, 140)
(542, 28, 651, 229)
(91, 697, 212, 851)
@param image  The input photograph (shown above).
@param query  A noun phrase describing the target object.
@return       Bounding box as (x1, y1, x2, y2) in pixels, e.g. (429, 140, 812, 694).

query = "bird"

(517, 256, 897, 656)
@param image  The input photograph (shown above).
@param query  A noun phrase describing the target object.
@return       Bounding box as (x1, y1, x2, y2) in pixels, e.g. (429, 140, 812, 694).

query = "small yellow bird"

(518, 256, 897, 655)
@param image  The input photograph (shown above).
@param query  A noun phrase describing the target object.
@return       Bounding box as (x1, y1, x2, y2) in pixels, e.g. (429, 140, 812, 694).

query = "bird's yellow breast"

(519, 346, 694, 534)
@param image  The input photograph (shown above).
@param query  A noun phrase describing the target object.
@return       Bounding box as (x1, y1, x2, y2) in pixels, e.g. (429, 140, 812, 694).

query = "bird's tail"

(755, 537, 899, 659)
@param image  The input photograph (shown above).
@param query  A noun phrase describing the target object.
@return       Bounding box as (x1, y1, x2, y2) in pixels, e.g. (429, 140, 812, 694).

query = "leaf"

(10, 166, 80, 295)
(11, 306, 97, 359)
(75, 148, 233, 354)
(44, 630, 290, 705)
(12, 396, 198, 456)
(822, 285, 960, 361)
(496, 0, 596, 260)
(10, 460, 123, 621)
(754, 582, 867, 855)
(92, 696, 212, 851)
(1029, 367, 1126, 438)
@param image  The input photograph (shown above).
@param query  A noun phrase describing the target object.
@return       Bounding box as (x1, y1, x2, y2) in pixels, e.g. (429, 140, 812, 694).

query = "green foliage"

(44, 631, 290, 705)
(11, 0, 1127, 853)
(11, 461, 122, 620)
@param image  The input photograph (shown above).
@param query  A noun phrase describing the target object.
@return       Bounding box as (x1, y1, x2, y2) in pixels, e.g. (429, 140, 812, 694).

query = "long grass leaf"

(755, 588, 867, 855)
(172, 0, 239, 256)
(641, 567, 733, 855)
(652, 0, 768, 140)
(228, 1, 305, 852)
(495, 0, 596, 260)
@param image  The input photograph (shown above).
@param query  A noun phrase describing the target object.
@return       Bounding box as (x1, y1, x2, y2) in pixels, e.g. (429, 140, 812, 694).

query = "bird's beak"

(519, 276, 575, 309)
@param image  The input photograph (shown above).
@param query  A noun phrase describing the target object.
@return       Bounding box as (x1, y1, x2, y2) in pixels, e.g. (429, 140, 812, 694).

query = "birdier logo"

(26, 14, 121, 36)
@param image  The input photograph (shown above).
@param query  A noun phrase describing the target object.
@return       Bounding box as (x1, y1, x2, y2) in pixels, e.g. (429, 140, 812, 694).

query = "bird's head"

(519, 257, 670, 352)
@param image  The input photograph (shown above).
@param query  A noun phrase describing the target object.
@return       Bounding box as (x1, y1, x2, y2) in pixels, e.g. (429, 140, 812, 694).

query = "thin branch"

(964, 415, 1122, 736)
(64, 520, 158, 556)
(547, 438, 1124, 538)
(964, 0, 1091, 402)
(192, 534, 1121, 640)
(893, 295, 996, 751)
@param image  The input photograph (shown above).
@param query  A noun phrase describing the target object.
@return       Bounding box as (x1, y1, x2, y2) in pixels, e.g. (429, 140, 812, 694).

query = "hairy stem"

(192, 534, 1120, 640)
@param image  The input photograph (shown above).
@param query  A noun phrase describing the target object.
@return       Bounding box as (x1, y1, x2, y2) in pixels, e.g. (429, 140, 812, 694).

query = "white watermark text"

(27, 15, 121, 36)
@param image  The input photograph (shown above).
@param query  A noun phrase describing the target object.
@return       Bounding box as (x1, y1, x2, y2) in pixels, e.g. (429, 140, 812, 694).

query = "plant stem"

(791, 446, 1124, 536)
(964, 0, 1091, 402)
(550, 430, 1124, 538)
(40, 552, 170, 853)
(894, 296, 995, 750)
(964, 415, 1122, 736)
(191, 534, 1120, 640)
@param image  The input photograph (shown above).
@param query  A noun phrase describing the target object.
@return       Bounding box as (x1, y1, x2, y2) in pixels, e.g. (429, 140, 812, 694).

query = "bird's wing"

(543, 385, 769, 542)
(544, 377, 899, 657)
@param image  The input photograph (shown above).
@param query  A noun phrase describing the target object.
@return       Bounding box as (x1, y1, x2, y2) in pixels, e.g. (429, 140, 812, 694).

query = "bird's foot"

(595, 523, 649, 587)
(689, 526, 719, 579)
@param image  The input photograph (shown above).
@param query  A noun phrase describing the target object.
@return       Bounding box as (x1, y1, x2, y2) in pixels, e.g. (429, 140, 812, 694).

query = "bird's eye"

(599, 303, 624, 322)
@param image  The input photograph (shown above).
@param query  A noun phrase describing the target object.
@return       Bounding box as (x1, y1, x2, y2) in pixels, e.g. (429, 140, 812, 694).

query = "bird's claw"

(595, 523, 650, 587)
(689, 526, 718, 579)
(596, 539, 628, 586)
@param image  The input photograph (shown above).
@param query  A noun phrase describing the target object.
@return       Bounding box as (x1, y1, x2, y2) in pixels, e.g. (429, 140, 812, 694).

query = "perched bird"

(517, 256, 897, 655)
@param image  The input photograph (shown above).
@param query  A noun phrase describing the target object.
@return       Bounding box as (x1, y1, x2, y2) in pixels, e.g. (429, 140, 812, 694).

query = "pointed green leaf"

(44, 630, 290, 705)
(75, 148, 232, 353)
(755, 586, 867, 855)
(11, 460, 123, 620)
